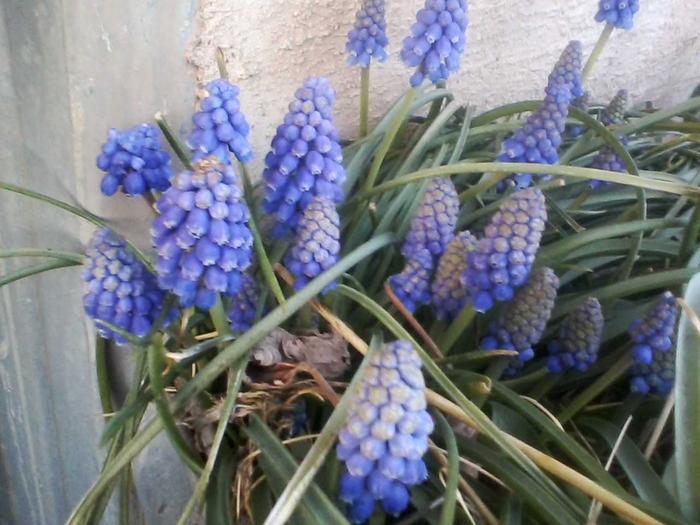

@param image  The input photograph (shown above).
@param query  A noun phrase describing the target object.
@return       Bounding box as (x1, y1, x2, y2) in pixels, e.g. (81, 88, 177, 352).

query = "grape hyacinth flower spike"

(481, 267, 559, 376)
(337, 341, 433, 523)
(548, 297, 604, 373)
(430, 231, 477, 321)
(262, 77, 345, 238)
(227, 272, 261, 333)
(463, 188, 547, 313)
(389, 177, 459, 313)
(96, 123, 173, 197)
(188, 79, 253, 165)
(497, 41, 583, 190)
(284, 196, 340, 292)
(83, 228, 170, 345)
(629, 292, 678, 396)
(347, 0, 389, 68)
(151, 157, 254, 310)
(590, 89, 630, 190)
(400, 0, 469, 87)
(595, 0, 640, 30)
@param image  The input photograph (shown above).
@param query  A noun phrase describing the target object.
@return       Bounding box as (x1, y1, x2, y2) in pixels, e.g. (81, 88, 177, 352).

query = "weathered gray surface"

(0, 1, 195, 523)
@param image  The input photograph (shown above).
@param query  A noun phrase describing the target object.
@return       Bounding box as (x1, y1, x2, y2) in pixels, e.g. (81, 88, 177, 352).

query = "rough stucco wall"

(188, 0, 700, 175)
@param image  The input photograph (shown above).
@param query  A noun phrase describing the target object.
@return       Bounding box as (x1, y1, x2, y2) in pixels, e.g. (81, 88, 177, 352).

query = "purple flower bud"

(629, 292, 677, 396)
(96, 123, 172, 196)
(83, 229, 173, 345)
(595, 0, 640, 30)
(152, 158, 253, 309)
(430, 231, 477, 321)
(590, 90, 630, 190)
(188, 79, 253, 165)
(262, 78, 345, 239)
(337, 341, 431, 522)
(548, 297, 604, 374)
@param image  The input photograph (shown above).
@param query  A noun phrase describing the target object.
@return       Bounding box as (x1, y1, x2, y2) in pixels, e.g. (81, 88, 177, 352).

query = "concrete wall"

(190, 0, 700, 175)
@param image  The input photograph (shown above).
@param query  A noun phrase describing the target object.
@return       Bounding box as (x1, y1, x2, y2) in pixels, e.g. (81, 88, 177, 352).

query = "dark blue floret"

(590, 89, 630, 190)
(497, 41, 583, 191)
(481, 267, 559, 376)
(400, 0, 469, 87)
(151, 158, 254, 310)
(83, 228, 171, 345)
(430, 231, 477, 321)
(629, 292, 678, 396)
(337, 341, 432, 523)
(262, 77, 345, 239)
(347, 0, 389, 68)
(463, 188, 547, 313)
(284, 196, 340, 292)
(390, 177, 459, 313)
(188, 79, 253, 165)
(595, 0, 640, 30)
(227, 272, 260, 333)
(548, 297, 604, 373)
(96, 123, 173, 196)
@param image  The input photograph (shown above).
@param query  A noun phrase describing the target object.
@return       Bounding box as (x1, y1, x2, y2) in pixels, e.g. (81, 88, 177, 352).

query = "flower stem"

(437, 305, 476, 355)
(210, 295, 232, 336)
(216, 47, 229, 80)
(558, 354, 632, 424)
(95, 336, 114, 422)
(582, 23, 614, 82)
(155, 112, 193, 170)
(360, 67, 370, 137)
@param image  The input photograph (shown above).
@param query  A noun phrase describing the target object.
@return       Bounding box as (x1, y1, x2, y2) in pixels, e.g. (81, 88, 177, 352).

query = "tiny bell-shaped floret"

(629, 292, 678, 396)
(497, 41, 583, 191)
(262, 77, 346, 239)
(463, 188, 547, 313)
(151, 158, 254, 310)
(595, 0, 640, 30)
(284, 196, 340, 292)
(590, 89, 630, 190)
(188, 79, 253, 165)
(400, 0, 469, 87)
(337, 340, 432, 523)
(548, 297, 604, 373)
(96, 123, 173, 197)
(227, 272, 260, 333)
(430, 231, 477, 321)
(481, 267, 559, 376)
(83, 228, 169, 345)
(347, 0, 389, 68)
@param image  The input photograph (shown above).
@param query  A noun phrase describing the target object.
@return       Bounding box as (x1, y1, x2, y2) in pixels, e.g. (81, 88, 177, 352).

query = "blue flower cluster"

(548, 297, 604, 373)
(189, 79, 253, 165)
(430, 231, 477, 321)
(463, 188, 547, 313)
(400, 0, 469, 87)
(390, 177, 459, 313)
(262, 77, 346, 239)
(595, 0, 640, 30)
(347, 0, 389, 68)
(481, 267, 559, 376)
(590, 89, 629, 190)
(151, 158, 254, 310)
(83, 229, 169, 345)
(227, 272, 260, 333)
(389, 251, 434, 314)
(97, 123, 173, 197)
(284, 196, 340, 292)
(497, 41, 584, 190)
(630, 292, 678, 396)
(337, 341, 432, 523)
